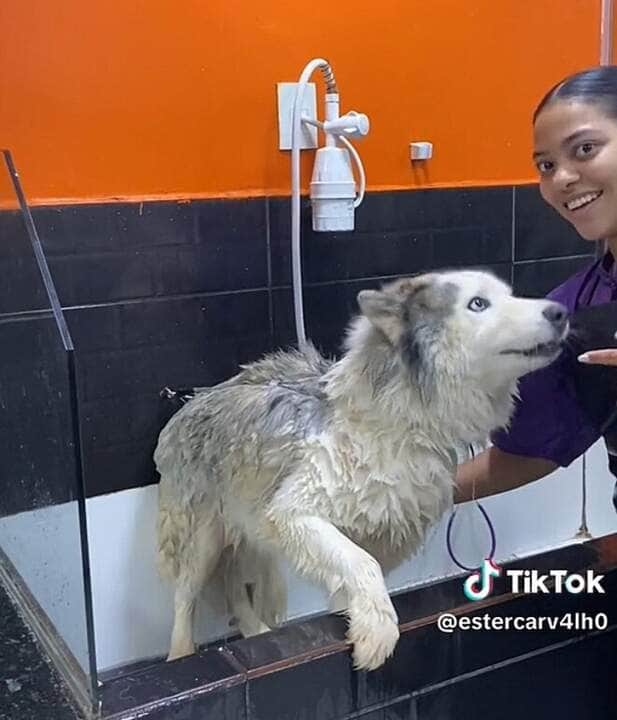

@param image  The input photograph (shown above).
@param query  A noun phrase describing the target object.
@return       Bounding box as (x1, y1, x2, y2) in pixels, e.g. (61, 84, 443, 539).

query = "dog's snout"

(543, 302, 568, 331)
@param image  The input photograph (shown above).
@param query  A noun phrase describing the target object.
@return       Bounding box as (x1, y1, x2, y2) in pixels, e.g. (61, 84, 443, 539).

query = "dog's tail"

(157, 495, 226, 588)
(156, 469, 218, 582)
(157, 502, 182, 581)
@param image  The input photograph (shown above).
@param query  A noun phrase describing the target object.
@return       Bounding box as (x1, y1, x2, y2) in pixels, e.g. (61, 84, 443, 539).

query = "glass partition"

(0, 150, 98, 713)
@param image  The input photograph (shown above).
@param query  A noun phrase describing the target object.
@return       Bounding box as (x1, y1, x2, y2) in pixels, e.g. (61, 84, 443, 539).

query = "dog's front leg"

(272, 514, 399, 671)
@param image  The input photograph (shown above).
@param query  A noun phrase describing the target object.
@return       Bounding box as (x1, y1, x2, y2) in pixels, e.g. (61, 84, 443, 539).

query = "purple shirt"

(492, 253, 617, 465)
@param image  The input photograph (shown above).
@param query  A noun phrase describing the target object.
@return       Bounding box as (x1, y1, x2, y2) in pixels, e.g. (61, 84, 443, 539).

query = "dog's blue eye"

(468, 297, 490, 312)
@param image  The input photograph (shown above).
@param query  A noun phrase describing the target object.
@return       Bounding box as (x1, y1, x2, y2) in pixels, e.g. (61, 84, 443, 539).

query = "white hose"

(291, 58, 329, 350)
(338, 135, 366, 208)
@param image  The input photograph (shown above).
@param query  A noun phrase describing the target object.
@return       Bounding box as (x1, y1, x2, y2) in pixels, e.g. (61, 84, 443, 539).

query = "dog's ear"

(358, 278, 434, 344)
(357, 289, 399, 319)
(357, 289, 404, 344)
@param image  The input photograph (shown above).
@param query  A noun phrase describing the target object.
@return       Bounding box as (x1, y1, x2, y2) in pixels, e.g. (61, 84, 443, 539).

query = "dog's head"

(356, 270, 569, 395)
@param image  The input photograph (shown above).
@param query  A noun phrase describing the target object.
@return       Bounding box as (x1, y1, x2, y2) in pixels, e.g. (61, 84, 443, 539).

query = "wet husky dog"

(155, 270, 568, 670)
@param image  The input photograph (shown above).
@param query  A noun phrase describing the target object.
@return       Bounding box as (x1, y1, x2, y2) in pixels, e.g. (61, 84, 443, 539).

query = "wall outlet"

(277, 82, 318, 150)
(410, 141, 433, 161)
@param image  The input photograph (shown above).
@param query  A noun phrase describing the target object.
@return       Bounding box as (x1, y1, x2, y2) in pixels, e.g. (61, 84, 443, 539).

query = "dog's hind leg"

(251, 553, 287, 628)
(228, 580, 271, 638)
(271, 514, 399, 671)
(167, 511, 224, 661)
(225, 545, 275, 638)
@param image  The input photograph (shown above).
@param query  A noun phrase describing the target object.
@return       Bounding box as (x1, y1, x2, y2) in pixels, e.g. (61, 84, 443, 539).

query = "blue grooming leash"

(446, 445, 496, 572)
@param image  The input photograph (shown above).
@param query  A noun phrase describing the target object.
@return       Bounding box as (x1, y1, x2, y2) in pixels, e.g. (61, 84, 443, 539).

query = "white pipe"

(291, 58, 329, 350)
(601, 0, 613, 65)
(339, 135, 366, 208)
(324, 93, 339, 149)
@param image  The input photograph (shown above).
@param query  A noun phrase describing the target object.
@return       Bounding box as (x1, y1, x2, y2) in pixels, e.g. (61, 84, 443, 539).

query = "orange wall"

(0, 0, 603, 205)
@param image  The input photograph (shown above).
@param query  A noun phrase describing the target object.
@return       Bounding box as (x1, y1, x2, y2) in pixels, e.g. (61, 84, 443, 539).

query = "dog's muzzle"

(500, 340, 562, 358)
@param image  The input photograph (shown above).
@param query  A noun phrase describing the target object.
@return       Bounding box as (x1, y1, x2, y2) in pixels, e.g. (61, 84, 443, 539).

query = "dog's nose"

(543, 302, 568, 332)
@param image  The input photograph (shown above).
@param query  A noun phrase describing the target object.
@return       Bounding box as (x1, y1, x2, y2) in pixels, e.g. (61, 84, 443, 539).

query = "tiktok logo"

(463, 559, 502, 601)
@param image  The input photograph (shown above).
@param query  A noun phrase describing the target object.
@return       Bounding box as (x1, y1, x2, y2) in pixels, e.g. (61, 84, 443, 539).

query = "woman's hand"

(578, 350, 617, 366)
(577, 331, 617, 366)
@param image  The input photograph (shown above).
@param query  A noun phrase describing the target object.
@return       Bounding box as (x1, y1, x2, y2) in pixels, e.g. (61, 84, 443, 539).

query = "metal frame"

(601, 0, 614, 65)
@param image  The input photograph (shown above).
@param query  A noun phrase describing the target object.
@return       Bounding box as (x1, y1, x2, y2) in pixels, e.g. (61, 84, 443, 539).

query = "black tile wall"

(359, 568, 617, 713)
(268, 187, 512, 286)
(272, 281, 380, 355)
(361, 701, 410, 720)
(0, 184, 594, 508)
(416, 629, 617, 720)
(225, 614, 348, 670)
(0, 318, 77, 516)
(32, 200, 269, 306)
(142, 687, 247, 720)
(513, 255, 595, 298)
(514, 185, 593, 260)
(73, 291, 272, 497)
(247, 653, 356, 720)
(0, 256, 51, 314)
(101, 648, 245, 718)
(0, 212, 49, 314)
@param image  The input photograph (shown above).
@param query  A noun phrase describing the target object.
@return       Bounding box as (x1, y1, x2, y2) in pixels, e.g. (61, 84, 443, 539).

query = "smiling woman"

(456, 65, 617, 504)
(533, 104, 617, 250)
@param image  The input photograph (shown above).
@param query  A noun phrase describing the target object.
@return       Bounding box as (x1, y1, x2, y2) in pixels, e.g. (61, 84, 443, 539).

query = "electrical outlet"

(277, 82, 318, 150)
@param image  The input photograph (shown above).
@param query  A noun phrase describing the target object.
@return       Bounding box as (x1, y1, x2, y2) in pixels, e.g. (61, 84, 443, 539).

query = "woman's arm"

(454, 446, 558, 503)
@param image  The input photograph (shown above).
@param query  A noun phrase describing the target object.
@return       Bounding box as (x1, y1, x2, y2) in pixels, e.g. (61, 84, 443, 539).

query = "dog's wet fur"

(154, 270, 568, 670)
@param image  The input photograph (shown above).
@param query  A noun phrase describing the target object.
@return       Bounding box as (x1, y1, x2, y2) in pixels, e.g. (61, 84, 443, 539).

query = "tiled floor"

(0, 583, 81, 720)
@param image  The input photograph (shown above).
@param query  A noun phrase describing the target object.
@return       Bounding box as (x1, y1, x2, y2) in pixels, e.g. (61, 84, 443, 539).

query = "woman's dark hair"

(534, 65, 617, 122)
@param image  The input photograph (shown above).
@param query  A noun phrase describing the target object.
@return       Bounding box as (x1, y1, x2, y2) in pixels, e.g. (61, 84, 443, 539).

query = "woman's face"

(533, 99, 617, 245)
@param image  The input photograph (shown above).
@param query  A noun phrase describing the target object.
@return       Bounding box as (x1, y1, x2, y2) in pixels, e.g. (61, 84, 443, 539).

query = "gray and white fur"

(154, 270, 568, 670)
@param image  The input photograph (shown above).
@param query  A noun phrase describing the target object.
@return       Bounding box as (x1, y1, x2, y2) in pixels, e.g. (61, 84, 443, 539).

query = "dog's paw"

(347, 597, 400, 671)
